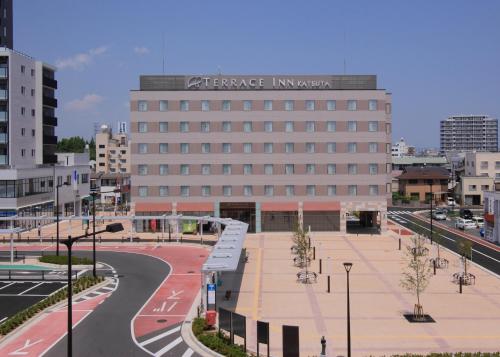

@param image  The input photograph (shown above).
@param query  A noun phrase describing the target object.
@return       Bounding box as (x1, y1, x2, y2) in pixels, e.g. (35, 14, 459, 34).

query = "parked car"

(455, 218, 475, 230)
(479, 227, 485, 237)
(459, 208, 473, 220)
(472, 216, 484, 228)
(432, 210, 447, 220)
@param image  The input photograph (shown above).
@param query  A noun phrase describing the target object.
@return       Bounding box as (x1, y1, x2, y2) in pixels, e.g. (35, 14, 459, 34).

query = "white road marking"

(153, 301, 167, 312)
(101, 286, 114, 291)
(182, 348, 194, 357)
(473, 248, 500, 263)
(0, 282, 15, 291)
(8, 339, 43, 355)
(0, 316, 7, 323)
(154, 336, 183, 357)
(167, 301, 178, 312)
(167, 290, 184, 300)
(139, 326, 181, 347)
(18, 282, 44, 296)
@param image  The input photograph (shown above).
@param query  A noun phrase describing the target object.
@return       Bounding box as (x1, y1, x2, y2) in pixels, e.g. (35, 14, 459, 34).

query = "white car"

(432, 210, 447, 220)
(455, 218, 475, 230)
(472, 216, 484, 228)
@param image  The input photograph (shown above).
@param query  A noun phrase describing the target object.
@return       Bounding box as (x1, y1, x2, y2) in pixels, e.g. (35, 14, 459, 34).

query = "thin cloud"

(134, 46, 150, 55)
(66, 94, 104, 111)
(56, 46, 108, 70)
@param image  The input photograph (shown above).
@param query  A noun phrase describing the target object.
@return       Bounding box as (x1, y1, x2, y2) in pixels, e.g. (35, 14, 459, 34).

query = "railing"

(0, 133, 7, 144)
(43, 96, 58, 108)
(0, 67, 7, 78)
(0, 89, 7, 100)
(43, 76, 58, 89)
(0, 111, 6, 121)
(43, 115, 57, 126)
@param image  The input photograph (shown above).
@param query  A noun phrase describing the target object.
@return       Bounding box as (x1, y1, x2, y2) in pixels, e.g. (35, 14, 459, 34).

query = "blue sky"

(14, 0, 500, 147)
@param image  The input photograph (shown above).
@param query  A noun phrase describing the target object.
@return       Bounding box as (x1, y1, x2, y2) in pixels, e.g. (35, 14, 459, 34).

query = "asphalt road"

(388, 208, 500, 275)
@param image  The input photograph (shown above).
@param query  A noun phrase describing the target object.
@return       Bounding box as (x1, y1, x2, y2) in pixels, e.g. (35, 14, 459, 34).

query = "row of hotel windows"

(136, 121, 386, 133)
(137, 142, 390, 154)
(137, 185, 382, 197)
(137, 163, 386, 175)
(137, 99, 381, 112)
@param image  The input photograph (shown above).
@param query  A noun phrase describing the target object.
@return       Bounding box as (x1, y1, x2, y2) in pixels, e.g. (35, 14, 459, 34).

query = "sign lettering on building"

(186, 76, 332, 90)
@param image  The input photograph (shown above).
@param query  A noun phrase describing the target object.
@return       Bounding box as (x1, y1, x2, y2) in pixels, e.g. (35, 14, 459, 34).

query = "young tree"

(456, 238, 473, 275)
(401, 235, 433, 319)
(431, 230, 448, 269)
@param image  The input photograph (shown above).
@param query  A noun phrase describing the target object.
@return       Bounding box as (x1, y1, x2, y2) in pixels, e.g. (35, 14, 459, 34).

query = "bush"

(197, 332, 248, 357)
(39, 255, 93, 265)
(192, 317, 207, 337)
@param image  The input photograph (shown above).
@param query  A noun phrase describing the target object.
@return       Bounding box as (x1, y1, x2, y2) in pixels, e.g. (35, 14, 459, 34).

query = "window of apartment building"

(480, 161, 489, 169)
(159, 186, 169, 197)
(222, 143, 232, 153)
(201, 164, 211, 175)
(243, 143, 252, 153)
(306, 142, 315, 153)
(264, 143, 273, 153)
(369, 100, 378, 111)
(201, 143, 211, 153)
(495, 161, 500, 169)
(306, 185, 316, 196)
(285, 100, 294, 111)
(180, 186, 190, 197)
(21, 65, 25, 73)
(285, 164, 294, 175)
(243, 185, 253, 196)
(264, 185, 274, 196)
(222, 100, 231, 111)
(481, 185, 490, 191)
(180, 164, 190, 175)
(286, 185, 295, 196)
(264, 100, 273, 111)
(21, 149, 25, 157)
(348, 121, 357, 132)
(368, 121, 379, 132)
(159, 164, 168, 175)
(327, 142, 336, 153)
(138, 122, 148, 133)
(327, 185, 337, 196)
(223, 185, 232, 196)
(348, 164, 358, 175)
(159, 143, 169, 154)
(264, 121, 273, 132)
(243, 100, 252, 111)
(264, 164, 274, 175)
(138, 165, 148, 175)
(285, 142, 294, 153)
(99, 153, 105, 158)
(386, 123, 391, 134)
(243, 164, 253, 175)
(327, 100, 336, 111)
(243, 121, 253, 132)
(327, 121, 336, 132)
(305, 100, 315, 111)
(81, 174, 89, 184)
(369, 142, 378, 153)
(223, 164, 232, 175)
(202, 186, 211, 197)
(138, 186, 148, 197)
(285, 121, 294, 132)
(327, 164, 336, 175)
(386, 143, 391, 154)
(222, 121, 232, 132)
(31, 89, 35, 97)
(468, 185, 477, 191)
(21, 107, 25, 116)
(348, 185, 357, 196)
(385, 103, 392, 114)
(30, 69, 35, 77)
(138, 144, 148, 154)
(348, 142, 357, 153)
(31, 109, 35, 117)
(180, 100, 189, 111)
(159, 100, 168, 111)
(180, 122, 189, 132)
(159, 122, 168, 132)
(21, 86, 25, 95)
(369, 163, 378, 175)
(21, 128, 25, 136)
(98, 145, 105, 149)
(180, 143, 189, 154)
(306, 164, 315, 174)
(306, 121, 315, 132)
(138, 101, 148, 112)
(201, 100, 210, 111)
(386, 163, 391, 174)
(31, 149, 35, 157)
(369, 185, 379, 195)
(347, 100, 357, 111)
(200, 122, 210, 132)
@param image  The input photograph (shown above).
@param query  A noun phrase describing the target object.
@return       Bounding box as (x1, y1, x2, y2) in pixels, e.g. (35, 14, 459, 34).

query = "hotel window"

(264, 121, 273, 132)
(138, 101, 148, 112)
(369, 100, 378, 111)
(368, 121, 379, 132)
(348, 164, 358, 175)
(180, 100, 189, 111)
(264, 100, 273, 111)
(285, 164, 294, 175)
(243, 100, 252, 111)
(306, 121, 315, 132)
(180, 143, 189, 154)
(243, 121, 253, 132)
(327, 142, 336, 153)
(348, 185, 357, 196)
(285, 143, 294, 153)
(243, 164, 253, 175)
(305, 100, 315, 111)
(386, 163, 391, 174)
(348, 121, 357, 132)
(264, 164, 274, 175)
(306, 164, 315, 174)
(385, 103, 392, 114)
(159, 122, 168, 132)
(243, 143, 252, 153)
(180, 164, 190, 175)
(264, 143, 273, 153)
(159, 100, 168, 112)
(159, 186, 169, 197)
(369, 142, 378, 153)
(386, 123, 391, 134)
(180, 186, 190, 197)
(159, 143, 169, 154)
(264, 185, 274, 196)
(200, 122, 210, 132)
(306, 185, 316, 196)
(306, 143, 315, 153)
(202, 164, 211, 175)
(201, 143, 211, 153)
(327, 164, 336, 175)
(223, 185, 232, 196)
(222, 143, 232, 153)
(327, 185, 337, 196)
(369, 164, 378, 175)
(223, 164, 232, 175)
(138, 165, 148, 175)
(222, 100, 231, 111)
(348, 142, 357, 153)
(327, 100, 336, 111)
(285, 121, 294, 132)
(369, 185, 379, 196)
(138, 144, 148, 154)
(285, 100, 294, 111)
(386, 143, 391, 154)
(202, 186, 211, 197)
(347, 100, 357, 111)
(138, 186, 148, 197)
(222, 121, 232, 132)
(327, 121, 336, 132)
(180, 122, 189, 132)
(286, 185, 295, 196)
(243, 185, 253, 196)
(201, 100, 210, 111)
(159, 164, 169, 175)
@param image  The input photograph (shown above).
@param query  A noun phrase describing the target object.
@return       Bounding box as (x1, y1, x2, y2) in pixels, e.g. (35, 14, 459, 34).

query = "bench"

(296, 271, 317, 283)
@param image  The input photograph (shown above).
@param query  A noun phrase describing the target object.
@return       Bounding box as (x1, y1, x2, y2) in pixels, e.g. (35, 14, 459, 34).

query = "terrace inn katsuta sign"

(187, 76, 332, 90)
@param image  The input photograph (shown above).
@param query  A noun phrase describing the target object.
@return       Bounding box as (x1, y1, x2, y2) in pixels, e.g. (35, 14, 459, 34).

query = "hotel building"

(130, 75, 392, 233)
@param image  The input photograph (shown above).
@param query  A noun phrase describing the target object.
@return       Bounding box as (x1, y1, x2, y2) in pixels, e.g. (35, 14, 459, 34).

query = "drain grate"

(157, 319, 167, 323)
(199, 255, 206, 257)
(187, 270, 195, 274)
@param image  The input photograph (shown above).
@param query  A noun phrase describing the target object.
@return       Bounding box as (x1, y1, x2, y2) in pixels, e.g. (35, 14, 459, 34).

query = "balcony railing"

(43, 115, 57, 126)
(43, 76, 58, 89)
(0, 133, 7, 144)
(43, 135, 57, 145)
(43, 154, 57, 164)
(0, 67, 7, 78)
(43, 96, 58, 108)
(0, 90, 7, 100)
(0, 111, 7, 122)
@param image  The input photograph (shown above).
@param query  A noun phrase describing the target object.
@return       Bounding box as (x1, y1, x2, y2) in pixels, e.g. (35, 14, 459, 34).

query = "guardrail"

(0, 269, 78, 281)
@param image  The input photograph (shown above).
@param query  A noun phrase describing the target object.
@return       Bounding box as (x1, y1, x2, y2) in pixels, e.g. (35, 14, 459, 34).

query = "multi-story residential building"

(464, 152, 500, 179)
(397, 167, 449, 203)
(130, 74, 392, 233)
(440, 115, 498, 154)
(0, 0, 13, 49)
(391, 137, 415, 158)
(95, 124, 130, 174)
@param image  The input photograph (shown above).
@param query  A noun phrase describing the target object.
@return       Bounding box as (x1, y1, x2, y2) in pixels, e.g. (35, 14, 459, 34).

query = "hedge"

(39, 255, 93, 265)
(0, 276, 104, 336)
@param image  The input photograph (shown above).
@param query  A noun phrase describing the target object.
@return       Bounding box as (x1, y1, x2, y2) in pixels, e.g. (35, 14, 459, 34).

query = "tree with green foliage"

(88, 137, 96, 160)
(57, 136, 86, 153)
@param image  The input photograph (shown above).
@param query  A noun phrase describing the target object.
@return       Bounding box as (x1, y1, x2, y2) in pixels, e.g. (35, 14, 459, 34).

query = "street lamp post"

(429, 180, 434, 244)
(343, 262, 353, 357)
(56, 182, 69, 256)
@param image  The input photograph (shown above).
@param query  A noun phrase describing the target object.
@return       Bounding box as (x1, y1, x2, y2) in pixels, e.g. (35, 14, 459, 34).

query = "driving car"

(459, 208, 473, 220)
(432, 210, 447, 220)
(455, 218, 475, 230)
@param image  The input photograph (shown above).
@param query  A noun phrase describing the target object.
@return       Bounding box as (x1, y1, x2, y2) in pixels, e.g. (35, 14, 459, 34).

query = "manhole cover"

(187, 270, 195, 274)
(157, 319, 167, 323)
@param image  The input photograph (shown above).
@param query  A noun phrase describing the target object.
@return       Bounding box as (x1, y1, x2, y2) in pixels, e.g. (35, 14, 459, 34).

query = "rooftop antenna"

(343, 31, 347, 74)
(217, 65, 222, 75)
(162, 32, 166, 74)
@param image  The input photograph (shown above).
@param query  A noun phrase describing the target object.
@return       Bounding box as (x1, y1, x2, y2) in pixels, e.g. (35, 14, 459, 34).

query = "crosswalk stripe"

(140, 326, 181, 347)
(155, 336, 183, 357)
(182, 348, 194, 357)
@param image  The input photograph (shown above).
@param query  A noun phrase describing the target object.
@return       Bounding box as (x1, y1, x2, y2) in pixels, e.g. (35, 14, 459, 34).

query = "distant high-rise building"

(0, 0, 13, 49)
(440, 115, 498, 154)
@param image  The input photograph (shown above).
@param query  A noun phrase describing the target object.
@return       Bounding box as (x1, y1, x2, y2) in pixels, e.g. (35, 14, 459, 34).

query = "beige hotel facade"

(130, 75, 392, 233)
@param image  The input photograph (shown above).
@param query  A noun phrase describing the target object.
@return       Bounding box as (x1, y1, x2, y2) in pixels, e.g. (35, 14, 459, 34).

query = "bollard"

(308, 236, 311, 248)
(181, 235, 183, 243)
(459, 277, 463, 294)
(319, 259, 322, 274)
(433, 260, 436, 275)
(320, 336, 326, 357)
(399, 238, 401, 250)
(327, 275, 331, 293)
(313, 246, 316, 260)
(42, 270, 45, 280)
(99, 236, 102, 244)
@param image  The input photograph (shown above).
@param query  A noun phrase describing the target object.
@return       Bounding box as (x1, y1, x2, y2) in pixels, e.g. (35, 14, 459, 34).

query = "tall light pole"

(428, 179, 434, 244)
(343, 262, 353, 357)
(56, 182, 69, 256)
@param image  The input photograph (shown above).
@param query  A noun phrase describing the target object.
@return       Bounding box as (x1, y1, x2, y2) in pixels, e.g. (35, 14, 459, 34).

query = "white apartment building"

(96, 124, 130, 174)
